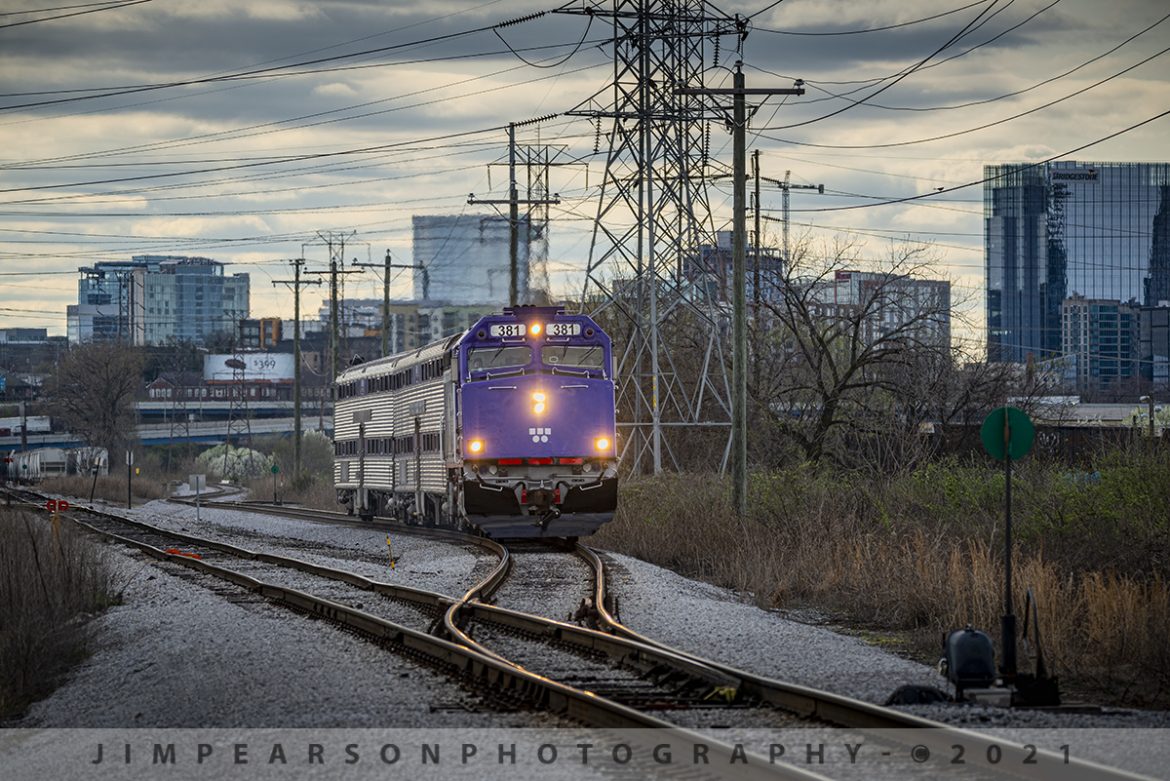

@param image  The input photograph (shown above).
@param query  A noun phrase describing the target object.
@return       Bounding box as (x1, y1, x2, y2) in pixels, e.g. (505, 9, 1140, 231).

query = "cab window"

(543, 345, 605, 371)
(467, 345, 532, 373)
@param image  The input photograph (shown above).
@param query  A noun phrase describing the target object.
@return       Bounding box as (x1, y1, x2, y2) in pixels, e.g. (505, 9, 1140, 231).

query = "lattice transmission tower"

(560, 0, 745, 473)
(222, 321, 255, 479)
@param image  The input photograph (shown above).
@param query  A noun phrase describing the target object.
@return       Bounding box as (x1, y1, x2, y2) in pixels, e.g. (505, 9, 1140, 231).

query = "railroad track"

(443, 540, 1150, 781)
(5, 489, 1149, 780)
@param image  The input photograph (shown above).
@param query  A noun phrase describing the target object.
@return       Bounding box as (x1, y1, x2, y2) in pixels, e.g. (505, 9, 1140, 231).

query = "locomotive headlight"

(532, 391, 546, 415)
(530, 322, 543, 336)
(468, 439, 484, 455)
(594, 436, 611, 452)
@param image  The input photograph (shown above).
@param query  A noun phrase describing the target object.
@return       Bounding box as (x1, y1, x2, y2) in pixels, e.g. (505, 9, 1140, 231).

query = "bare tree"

(45, 343, 143, 456)
(753, 239, 956, 466)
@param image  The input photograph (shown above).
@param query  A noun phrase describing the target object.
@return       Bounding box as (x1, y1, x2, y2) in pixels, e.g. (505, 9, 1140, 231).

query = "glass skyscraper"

(985, 161, 1170, 363)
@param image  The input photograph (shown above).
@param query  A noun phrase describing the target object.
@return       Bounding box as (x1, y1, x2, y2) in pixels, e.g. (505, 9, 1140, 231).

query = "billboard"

(203, 353, 294, 383)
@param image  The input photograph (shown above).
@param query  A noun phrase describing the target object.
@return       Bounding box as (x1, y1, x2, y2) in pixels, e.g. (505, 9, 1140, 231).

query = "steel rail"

(4, 488, 833, 781)
(574, 544, 1150, 781)
(171, 496, 520, 652)
(17, 490, 1148, 779)
(170, 496, 506, 553)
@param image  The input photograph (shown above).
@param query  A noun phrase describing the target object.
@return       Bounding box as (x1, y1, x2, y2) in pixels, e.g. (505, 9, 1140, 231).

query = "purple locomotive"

(333, 306, 618, 538)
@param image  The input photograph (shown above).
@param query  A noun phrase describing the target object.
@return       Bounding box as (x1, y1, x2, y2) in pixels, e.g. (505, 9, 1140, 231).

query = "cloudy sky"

(1, 0, 1167, 342)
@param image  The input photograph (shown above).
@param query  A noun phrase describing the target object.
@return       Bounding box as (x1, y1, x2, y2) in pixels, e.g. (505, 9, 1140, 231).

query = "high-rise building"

(1061, 296, 1140, 392)
(984, 161, 1170, 363)
(67, 256, 249, 345)
(808, 270, 952, 351)
(684, 230, 786, 305)
(411, 215, 531, 306)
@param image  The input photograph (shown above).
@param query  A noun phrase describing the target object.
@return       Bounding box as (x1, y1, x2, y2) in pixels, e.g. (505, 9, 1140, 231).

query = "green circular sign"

(271, 464, 280, 474)
(980, 406, 1035, 461)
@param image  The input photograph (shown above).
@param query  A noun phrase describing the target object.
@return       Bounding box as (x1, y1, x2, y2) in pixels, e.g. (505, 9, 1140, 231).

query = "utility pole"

(306, 232, 361, 380)
(486, 139, 583, 304)
(354, 251, 392, 358)
(752, 149, 761, 326)
(679, 61, 804, 518)
(272, 258, 322, 476)
(468, 120, 560, 306)
(509, 122, 518, 307)
(353, 250, 429, 357)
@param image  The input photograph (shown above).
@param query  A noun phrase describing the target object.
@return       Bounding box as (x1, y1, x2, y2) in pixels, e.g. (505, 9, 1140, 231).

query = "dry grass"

(0, 507, 116, 719)
(243, 474, 338, 512)
(38, 473, 168, 506)
(597, 468, 1170, 707)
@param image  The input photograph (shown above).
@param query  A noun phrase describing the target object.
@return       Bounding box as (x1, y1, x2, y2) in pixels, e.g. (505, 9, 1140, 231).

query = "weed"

(0, 508, 115, 719)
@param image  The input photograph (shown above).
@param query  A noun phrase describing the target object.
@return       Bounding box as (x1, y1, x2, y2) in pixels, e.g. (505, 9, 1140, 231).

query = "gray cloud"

(0, 0, 1167, 334)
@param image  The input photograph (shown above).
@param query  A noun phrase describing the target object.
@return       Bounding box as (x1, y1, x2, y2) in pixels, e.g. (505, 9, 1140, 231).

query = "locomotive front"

(457, 306, 617, 538)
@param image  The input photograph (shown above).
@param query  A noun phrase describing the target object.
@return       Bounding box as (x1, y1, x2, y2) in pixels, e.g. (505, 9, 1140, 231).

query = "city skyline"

(1, 0, 1168, 347)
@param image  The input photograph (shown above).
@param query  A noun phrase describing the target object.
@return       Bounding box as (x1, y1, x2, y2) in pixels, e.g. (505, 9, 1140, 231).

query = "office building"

(239, 318, 282, 349)
(1061, 296, 1140, 392)
(808, 270, 952, 350)
(985, 161, 1170, 363)
(684, 230, 786, 304)
(312, 298, 492, 355)
(68, 256, 249, 345)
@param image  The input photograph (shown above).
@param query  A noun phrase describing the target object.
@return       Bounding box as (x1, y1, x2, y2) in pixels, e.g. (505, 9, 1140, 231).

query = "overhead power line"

(753, 0, 989, 35)
(787, 107, 1170, 213)
(760, 0, 1007, 131)
(749, 0, 1063, 92)
(760, 42, 1170, 149)
(0, 7, 559, 112)
(804, 9, 1170, 114)
(0, 0, 148, 30)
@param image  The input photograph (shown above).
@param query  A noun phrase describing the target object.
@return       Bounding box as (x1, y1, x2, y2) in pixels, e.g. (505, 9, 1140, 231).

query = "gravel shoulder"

(9, 491, 1167, 781)
(93, 496, 486, 597)
(599, 551, 1170, 731)
(6, 543, 546, 730)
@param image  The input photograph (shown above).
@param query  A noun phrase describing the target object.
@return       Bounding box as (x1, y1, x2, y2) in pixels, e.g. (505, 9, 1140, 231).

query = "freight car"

(332, 306, 617, 538)
(4, 446, 108, 482)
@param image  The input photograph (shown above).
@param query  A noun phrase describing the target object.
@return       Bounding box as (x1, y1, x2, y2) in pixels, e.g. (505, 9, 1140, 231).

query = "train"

(3, 447, 109, 482)
(332, 305, 618, 538)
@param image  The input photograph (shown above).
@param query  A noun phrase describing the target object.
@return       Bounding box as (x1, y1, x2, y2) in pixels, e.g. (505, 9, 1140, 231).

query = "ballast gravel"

(492, 547, 594, 620)
(11, 490, 1168, 781)
(601, 552, 947, 703)
(9, 541, 548, 729)
(105, 495, 487, 597)
(598, 551, 1170, 731)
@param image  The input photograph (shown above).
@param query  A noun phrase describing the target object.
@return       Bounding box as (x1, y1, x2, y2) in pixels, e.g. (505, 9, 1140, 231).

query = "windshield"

(467, 345, 532, 373)
(542, 345, 605, 371)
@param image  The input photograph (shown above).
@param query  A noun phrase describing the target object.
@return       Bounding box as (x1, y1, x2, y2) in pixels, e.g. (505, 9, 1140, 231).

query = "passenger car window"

(467, 345, 532, 373)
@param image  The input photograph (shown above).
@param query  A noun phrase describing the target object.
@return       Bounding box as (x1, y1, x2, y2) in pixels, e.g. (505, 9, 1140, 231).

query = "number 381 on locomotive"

(332, 306, 618, 538)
